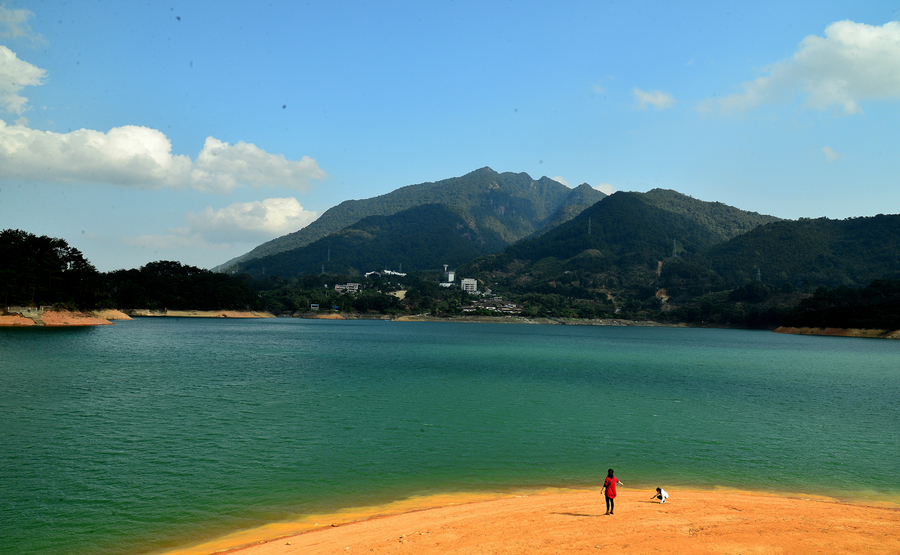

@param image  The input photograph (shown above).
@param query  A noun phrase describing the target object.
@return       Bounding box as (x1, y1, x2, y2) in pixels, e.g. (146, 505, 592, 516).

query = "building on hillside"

(460, 278, 478, 294)
(365, 269, 407, 278)
(440, 265, 457, 288)
(461, 298, 522, 314)
(334, 283, 361, 293)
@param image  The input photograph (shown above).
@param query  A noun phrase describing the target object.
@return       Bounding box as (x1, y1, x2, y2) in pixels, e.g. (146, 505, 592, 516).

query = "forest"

(3, 214, 900, 331)
(1, 230, 260, 312)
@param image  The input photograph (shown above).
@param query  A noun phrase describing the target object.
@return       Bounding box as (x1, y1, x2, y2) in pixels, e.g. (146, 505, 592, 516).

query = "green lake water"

(1, 318, 898, 554)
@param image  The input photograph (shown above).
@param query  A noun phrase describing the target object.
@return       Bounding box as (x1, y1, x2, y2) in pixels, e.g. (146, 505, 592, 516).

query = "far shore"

(0, 308, 275, 326)
(3, 308, 898, 339)
(160, 488, 900, 555)
(774, 325, 900, 339)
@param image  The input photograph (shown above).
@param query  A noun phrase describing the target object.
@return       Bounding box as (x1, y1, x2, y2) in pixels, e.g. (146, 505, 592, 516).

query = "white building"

(460, 278, 478, 293)
(334, 283, 361, 293)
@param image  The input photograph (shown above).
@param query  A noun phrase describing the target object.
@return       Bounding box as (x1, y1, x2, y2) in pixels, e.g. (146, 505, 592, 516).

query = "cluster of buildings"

(461, 297, 522, 314)
(439, 266, 478, 293)
(321, 265, 519, 314)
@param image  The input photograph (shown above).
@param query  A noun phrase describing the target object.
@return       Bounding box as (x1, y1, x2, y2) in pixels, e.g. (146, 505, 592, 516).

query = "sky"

(1, 1, 899, 272)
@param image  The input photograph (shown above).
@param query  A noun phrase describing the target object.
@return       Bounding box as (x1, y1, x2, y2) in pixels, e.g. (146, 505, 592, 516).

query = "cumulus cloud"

(701, 20, 900, 115)
(123, 197, 317, 256)
(0, 120, 327, 192)
(822, 146, 841, 162)
(190, 137, 327, 193)
(0, 5, 44, 43)
(0, 46, 46, 114)
(186, 197, 318, 243)
(633, 87, 675, 110)
(594, 183, 615, 195)
(551, 175, 571, 187)
(0, 46, 326, 192)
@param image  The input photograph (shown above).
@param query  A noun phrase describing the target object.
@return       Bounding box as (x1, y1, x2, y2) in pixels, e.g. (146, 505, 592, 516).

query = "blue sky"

(1, 1, 899, 272)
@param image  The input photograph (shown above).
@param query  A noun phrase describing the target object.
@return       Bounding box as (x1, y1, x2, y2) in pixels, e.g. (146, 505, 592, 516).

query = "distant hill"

(217, 167, 605, 271)
(460, 189, 900, 323)
(504, 189, 780, 266)
(529, 183, 608, 238)
(638, 189, 783, 243)
(238, 204, 507, 277)
(701, 215, 900, 287)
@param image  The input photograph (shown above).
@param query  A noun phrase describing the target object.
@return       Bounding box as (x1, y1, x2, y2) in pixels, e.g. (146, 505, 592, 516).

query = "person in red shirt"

(601, 468, 623, 515)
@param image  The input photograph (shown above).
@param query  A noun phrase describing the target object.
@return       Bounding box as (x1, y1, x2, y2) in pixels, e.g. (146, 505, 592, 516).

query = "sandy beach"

(163, 489, 900, 555)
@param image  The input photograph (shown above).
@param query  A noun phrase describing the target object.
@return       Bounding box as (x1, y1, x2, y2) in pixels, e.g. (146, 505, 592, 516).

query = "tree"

(0, 229, 99, 307)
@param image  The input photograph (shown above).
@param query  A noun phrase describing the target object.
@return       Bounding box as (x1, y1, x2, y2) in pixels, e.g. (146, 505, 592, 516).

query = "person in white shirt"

(651, 487, 669, 503)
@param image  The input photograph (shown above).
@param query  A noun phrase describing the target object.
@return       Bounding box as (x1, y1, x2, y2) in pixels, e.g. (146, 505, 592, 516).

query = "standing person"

(651, 487, 669, 503)
(601, 468, 622, 515)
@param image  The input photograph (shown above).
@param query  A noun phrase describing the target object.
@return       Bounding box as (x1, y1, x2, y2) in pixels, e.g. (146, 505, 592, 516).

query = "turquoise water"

(1, 319, 899, 554)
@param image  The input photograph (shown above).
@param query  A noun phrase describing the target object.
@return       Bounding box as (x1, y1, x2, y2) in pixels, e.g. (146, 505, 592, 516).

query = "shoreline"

(160, 487, 900, 555)
(774, 325, 900, 339)
(3, 309, 898, 338)
(0, 308, 275, 326)
(124, 309, 276, 319)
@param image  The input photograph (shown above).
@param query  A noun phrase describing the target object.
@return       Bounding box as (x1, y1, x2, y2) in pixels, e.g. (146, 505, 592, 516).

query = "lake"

(1, 318, 898, 555)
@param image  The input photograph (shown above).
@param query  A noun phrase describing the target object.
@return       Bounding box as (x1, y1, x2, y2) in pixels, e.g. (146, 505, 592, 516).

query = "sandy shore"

(125, 309, 275, 318)
(163, 489, 900, 555)
(0, 309, 115, 326)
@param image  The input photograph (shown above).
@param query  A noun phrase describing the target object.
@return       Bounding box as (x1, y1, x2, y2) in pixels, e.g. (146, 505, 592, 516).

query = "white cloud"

(592, 84, 606, 94)
(821, 146, 841, 162)
(633, 87, 675, 110)
(186, 197, 317, 243)
(0, 5, 44, 43)
(551, 175, 571, 187)
(190, 137, 326, 193)
(701, 20, 900, 115)
(0, 46, 326, 192)
(122, 197, 317, 260)
(0, 120, 328, 192)
(0, 45, 46, 115)
(594, 183, 615, 195)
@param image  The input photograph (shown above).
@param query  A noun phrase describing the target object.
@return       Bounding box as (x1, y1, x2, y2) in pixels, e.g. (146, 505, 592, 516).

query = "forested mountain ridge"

(504, 189, 779, 266)
(457, 191, 899, 327)
(237, 203, 505, 278)
(701, 215, 900, 287)
(216, 167, 606, 271)
(638, 189, 781, 242)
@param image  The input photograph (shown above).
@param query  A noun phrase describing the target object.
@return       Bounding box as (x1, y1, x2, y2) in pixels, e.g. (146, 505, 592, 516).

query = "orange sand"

(0, 313, 35, 326)
(165, 489, 900, 555)
(39, 310, 113, 326)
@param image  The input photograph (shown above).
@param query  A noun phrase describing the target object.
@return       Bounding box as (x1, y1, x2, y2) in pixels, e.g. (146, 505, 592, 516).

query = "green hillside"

(639, 189, 781, 242)
(700, 215, 900, 287)
(238, 203, 506, 278)
(217, 168, 605, 270)
(505, 189, 777, 266)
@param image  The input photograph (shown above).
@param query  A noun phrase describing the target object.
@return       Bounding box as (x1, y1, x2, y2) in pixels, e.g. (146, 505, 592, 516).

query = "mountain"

(504, 189, 780, 266)
(238, 204, 502, 277)
(217, 167, 605, 271)
(458, 190, 783, 311)
(530, 183, 608, 237)
(459, 189, 900, 324)
(701, 214, 900, 288)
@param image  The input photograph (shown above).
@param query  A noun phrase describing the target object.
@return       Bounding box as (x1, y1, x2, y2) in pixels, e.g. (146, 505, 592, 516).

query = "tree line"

(3, 228, 899, 331)
(1, 230, 260, 311)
